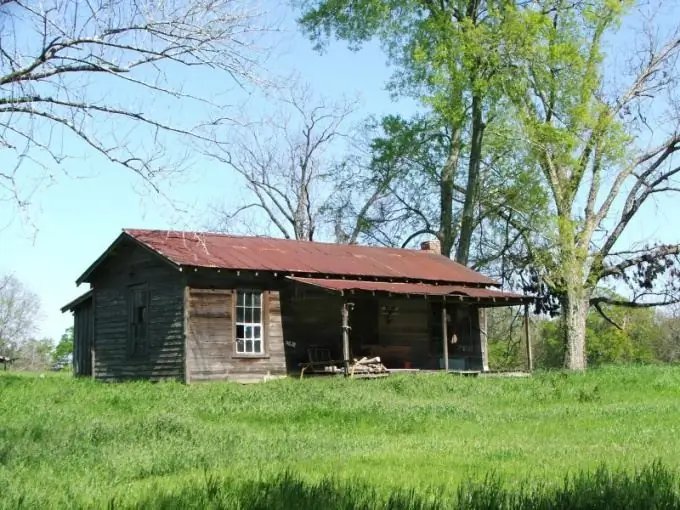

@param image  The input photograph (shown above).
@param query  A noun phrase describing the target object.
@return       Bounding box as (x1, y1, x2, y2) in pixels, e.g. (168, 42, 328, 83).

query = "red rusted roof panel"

(288, 277, 529, 302)
(123, 229, 500, 286)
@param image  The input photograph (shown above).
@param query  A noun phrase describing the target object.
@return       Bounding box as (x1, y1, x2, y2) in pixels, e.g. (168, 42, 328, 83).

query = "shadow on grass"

(113, 461, 680, 510)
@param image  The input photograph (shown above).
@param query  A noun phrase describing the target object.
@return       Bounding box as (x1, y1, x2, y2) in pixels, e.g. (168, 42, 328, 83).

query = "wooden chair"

(298, 347, 345, 379)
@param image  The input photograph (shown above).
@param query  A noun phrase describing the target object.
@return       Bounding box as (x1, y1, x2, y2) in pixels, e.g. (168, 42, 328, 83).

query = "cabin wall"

(72, 300, 93, 376)
(86, 251, 491, 381)
(185, 287, 286, 382)
(90, 241, 185, 381)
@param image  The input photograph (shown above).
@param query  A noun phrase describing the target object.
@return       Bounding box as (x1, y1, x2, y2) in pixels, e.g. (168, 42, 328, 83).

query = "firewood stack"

(350, 356, 390, 377)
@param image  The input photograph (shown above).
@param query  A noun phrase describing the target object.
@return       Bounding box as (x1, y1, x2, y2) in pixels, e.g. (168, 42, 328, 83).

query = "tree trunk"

(561, 293, 590, 370)
(439, 127, 461, 257)
(455, 92, 484, 265)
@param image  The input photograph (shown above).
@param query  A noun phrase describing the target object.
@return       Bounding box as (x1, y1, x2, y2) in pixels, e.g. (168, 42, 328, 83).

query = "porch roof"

(287, 277, 532, 307)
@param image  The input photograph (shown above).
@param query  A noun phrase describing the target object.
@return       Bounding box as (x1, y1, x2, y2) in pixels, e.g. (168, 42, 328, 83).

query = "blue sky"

(0, 1, 678, 341)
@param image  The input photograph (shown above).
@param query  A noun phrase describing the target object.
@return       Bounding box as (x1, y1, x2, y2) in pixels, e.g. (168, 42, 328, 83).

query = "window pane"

(236, 307, 244, 322)
(245, 292, 252, 306)
(236, 325, 245, 339)
(253, 308, 261, 323)
(236, 339, 245, 353)
(245, 326, 252, 339)
(254, 340, 262, 353)
(254, 325, 261, 340)
(245, 307, 252, 323)
(245, 340, 253, 353)
(238, 291, 245, 306)
(253, 293, 261, 307)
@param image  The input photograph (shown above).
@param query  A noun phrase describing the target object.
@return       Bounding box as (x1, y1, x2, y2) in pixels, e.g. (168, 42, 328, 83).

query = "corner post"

(183, 286, 190, 384)
(442, 297, 449, 371)
(341, 302, 351, 377)
(524, 303, 533, 372)
(479, 307, 489, 372)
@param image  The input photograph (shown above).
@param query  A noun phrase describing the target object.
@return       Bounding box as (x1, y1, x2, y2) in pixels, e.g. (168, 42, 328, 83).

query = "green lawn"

(2, 366, 680, 508)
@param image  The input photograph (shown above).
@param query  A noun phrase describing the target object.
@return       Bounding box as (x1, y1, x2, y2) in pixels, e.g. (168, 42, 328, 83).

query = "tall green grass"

(1, 365, 680, 508)
(112, 462, 680, 510)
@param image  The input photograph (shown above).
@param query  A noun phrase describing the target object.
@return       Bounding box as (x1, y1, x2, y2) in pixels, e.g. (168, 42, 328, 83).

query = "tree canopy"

(296, 0, 680, 369)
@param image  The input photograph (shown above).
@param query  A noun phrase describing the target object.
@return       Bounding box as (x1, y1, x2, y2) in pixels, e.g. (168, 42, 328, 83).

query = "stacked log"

(350, 356, 390, 377)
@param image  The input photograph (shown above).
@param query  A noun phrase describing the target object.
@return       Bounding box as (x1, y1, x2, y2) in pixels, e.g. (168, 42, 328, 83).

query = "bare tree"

(0, 0, 269, 214)
(324, 130, 397, 245)
(207, 82, 357, 240)
(0, 273, 40, 356)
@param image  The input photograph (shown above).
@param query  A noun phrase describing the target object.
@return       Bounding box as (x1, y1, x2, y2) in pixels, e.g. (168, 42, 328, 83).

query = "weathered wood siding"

(186, 287, 286, 382)
(72, 299, 93, 377)
(186, 288, 232, 381)
(90, 240, 185, 381)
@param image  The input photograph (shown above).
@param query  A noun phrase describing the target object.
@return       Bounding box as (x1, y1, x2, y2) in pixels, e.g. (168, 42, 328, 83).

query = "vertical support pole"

(479, 307, 489, 372)
(342, 302, 350, 377)
(441, 297, 449, 371)
(524, 303, 533, 372)
(91, 291, 96, 380)
(184, 286, 190, 385)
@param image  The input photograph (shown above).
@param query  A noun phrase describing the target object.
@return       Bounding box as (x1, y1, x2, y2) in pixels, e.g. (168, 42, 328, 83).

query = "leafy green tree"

(486, 306, 535, 370)
(534, 319, 566, 369)
(502, 0, 680, 369)
(655, 306, 680, 363)
(297, 0, 544, 265)
(298, 0, 680, 371)
(330, 113, 546, 272)
(536, 297, 661, 369)
(53, 327, 74, 365)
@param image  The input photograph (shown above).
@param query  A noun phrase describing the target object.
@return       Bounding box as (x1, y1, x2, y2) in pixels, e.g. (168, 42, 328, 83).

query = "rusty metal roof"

(288, 277, 530, 304)
(120, 229, 500, 286)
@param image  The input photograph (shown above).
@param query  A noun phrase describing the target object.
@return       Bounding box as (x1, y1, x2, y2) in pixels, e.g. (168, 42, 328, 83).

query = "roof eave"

(75, 230, 181, 285)
(60, 290, 93, 313)
(287, 276, 533, 304)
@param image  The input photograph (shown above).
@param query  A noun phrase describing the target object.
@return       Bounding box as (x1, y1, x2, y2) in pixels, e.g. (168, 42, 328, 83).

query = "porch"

(286, 277, 533, 377)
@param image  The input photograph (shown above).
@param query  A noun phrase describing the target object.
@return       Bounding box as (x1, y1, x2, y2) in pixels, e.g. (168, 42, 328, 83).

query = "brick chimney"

(420, 238, 441, 254)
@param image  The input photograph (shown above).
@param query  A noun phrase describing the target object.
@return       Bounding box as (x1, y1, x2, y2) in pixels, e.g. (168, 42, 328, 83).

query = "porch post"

(441, 297, 449, 371)
(479, 307, 489, 372)
(524, 303, 533, 372)
(341, 302, 351, 377)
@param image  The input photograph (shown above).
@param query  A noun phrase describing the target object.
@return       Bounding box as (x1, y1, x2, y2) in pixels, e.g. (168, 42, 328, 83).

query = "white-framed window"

(235, 290, 263, 354)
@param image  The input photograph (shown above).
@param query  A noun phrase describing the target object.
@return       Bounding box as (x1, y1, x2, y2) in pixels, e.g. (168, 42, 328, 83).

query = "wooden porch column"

(524, 303, 533, 372)
(341, 302, 351, 377)
(479, 307, 489, 372)
(441, 297, 449, 371)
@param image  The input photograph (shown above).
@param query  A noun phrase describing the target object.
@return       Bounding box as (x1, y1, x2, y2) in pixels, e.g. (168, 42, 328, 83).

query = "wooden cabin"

(61, 229, 531, 382)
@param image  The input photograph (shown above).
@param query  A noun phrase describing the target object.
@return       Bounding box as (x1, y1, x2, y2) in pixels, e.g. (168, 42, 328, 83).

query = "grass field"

(2, 365, 680, 508)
